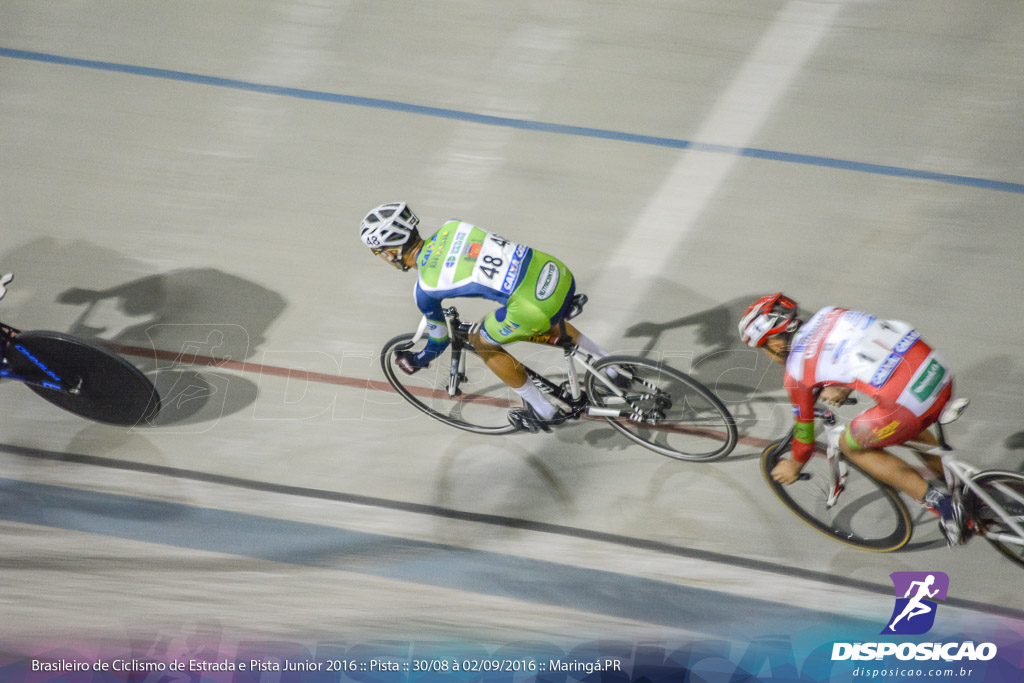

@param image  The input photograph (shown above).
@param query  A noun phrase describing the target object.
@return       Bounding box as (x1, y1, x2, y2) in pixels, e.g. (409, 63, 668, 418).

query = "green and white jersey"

(410, 220, 574, 361)
(414, 221, 533, 320)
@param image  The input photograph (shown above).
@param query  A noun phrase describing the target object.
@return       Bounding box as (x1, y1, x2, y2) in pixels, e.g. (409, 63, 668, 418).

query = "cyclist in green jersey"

(360, 202, 614, 432)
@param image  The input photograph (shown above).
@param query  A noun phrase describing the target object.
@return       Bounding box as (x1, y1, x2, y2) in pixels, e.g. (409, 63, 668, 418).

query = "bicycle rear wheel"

(586, 355, 737, 461)
(761, 439, 913, 552)
(381, 333, 517, 435)
(963, 471, 1024, 569)
(6, 331, 161, 426)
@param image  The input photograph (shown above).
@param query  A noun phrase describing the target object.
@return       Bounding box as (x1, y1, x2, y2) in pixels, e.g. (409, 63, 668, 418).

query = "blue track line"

(3, 46, 1023, 195)
(0, 477, 875, 638)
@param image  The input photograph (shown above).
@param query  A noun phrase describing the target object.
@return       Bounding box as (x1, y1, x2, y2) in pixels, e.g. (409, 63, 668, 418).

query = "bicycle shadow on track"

(1, 238, 283, 428)
(612, 291, 796, 457)
(433, 431, 579, 525)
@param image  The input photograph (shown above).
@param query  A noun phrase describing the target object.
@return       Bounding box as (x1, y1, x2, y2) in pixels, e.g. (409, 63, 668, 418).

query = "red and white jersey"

(785, 306, 951, 427)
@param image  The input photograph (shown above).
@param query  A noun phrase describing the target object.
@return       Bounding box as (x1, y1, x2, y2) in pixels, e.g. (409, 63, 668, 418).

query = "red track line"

(108, 342, 774, 449)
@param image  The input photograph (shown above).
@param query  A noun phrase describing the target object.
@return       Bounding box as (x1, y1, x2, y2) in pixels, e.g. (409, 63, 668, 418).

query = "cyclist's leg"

(905, 383, 954, 478)
(471, 259, 575, 421)
(841, 401, 931, 500)
(468, 317, 557, 424)
(468, 312, 529, 386)
(516, 278, 615, 368)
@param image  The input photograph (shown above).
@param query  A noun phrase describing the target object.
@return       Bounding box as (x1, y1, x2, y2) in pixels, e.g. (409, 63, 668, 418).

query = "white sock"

(513, 380, 557, 419)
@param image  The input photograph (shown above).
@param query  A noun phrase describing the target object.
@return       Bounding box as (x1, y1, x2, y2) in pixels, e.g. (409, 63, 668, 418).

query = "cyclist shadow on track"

(1, 238, 284, 429)
(56, 269, 285, 429)
(615, 293, 795, 458)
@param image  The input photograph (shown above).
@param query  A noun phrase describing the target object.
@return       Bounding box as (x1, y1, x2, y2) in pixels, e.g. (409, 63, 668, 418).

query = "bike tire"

(760, 438, 913, 552)
(6, 331, 161, 426)
(963, 470, 1024, 569)
(380, 333, 518, 435)
(585, 354, 737, 461)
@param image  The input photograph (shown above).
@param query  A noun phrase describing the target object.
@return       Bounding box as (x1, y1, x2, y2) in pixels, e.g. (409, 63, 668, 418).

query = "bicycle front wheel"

(760, 439, 913, 552)
(6, 330, 161, 426)
(586, 355, 737, 461)
(381, 333, 518, 435)
(964, 471, 1024, 569)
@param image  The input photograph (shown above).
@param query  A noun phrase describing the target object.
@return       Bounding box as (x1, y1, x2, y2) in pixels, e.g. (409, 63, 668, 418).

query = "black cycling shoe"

(508, 404, 569, 433)
(938, 498, 966, 547)
(926, 485, 965, 547)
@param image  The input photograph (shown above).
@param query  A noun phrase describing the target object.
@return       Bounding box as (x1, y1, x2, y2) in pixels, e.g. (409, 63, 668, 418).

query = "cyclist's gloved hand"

(0, 273, 12, 302)
(395, 349, 428, 375)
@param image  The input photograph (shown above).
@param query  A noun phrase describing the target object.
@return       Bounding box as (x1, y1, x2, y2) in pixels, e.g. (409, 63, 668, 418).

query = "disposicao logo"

(831, 571, 998, 663)
(883, 571, 948, 635)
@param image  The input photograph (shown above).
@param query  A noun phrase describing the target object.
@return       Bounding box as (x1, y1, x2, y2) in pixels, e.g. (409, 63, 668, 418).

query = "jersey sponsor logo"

(893, 329, 920, 354)
(497, 320, 520, 338)
(500, 245, 529, 294)
(468, 242, 482, 258)
(870, 353, 902, 387)
(831, 339, 847, 362)
(871, 420, 901, 442)
(804, 308, 844, 359)
(418, 240, 435, 268)
(444, 231, 467, 269)
(910, 359, 945, 402)
(535, 262, 560, 300)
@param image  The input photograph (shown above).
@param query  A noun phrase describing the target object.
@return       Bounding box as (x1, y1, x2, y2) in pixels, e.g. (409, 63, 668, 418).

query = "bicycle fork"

(824, 424, 849, 507)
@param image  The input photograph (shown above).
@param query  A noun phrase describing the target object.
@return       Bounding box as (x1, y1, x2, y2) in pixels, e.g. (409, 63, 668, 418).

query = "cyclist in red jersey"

(739, 293, 964, 546)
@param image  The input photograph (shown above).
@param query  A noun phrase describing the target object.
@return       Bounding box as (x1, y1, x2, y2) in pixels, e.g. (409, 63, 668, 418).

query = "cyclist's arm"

(412, 286, 450, 364)
(787, 380, 817, 464)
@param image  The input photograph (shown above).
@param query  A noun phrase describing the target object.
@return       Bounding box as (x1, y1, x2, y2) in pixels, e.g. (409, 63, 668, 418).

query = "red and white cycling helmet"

(739, 293, 801, 347)
(360, 202, 421, 270)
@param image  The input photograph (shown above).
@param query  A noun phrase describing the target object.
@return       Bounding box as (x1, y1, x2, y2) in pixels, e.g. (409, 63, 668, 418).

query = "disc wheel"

(381, 333, 517, 434)
(6, 331, 161, 426)
(761, 438, 913, 551)
(585, 354, 737, 461)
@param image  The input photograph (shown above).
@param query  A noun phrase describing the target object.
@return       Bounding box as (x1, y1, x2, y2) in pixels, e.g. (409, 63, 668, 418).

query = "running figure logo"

(882, 571, 949, 635)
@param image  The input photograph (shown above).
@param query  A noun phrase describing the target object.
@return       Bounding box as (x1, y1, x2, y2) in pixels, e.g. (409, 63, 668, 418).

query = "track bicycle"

(761, 397, 1024, 568)
(1, 320, 161, 426)
(380, 295, 738, 461)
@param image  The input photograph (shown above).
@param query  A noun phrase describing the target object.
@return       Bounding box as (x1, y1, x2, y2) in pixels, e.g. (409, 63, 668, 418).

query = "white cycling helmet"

(360, 202, 420, 249)
(359, 202, 421, 271)
(738, 293, 801, 347)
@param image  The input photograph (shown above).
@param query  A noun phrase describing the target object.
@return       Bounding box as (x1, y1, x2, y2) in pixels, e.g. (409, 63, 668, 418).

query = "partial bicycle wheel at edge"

(760, 438, 913, 552)
(6, 331, 161, 426)
(586, 354, 737, 461)
(381, 333, 517, 435)
(963, 470, 1024, 569)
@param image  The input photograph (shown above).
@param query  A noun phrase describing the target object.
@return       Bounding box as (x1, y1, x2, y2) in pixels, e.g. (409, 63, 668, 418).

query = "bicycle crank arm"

(586, 406, 658, 423)
(587, 406, 626, 418)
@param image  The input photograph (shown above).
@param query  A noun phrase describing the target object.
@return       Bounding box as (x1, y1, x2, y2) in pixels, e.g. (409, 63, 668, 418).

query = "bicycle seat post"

(556, 318, 576, 355)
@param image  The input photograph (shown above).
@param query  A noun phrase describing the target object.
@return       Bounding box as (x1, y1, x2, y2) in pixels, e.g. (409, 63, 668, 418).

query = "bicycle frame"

(812, 399, 1024, 549)
(942, 456, 1024, 548)
(412, 307, 652, 423)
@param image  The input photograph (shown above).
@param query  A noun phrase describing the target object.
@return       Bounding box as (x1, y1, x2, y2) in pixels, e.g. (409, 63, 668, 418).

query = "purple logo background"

(882, 571, 950, 635)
